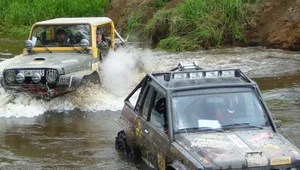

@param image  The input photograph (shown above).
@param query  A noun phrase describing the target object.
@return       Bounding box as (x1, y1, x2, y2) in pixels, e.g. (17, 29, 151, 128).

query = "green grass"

(154, 0, 169, 8)
(144, 0, 257, 51)
(0, 0, 259, 51)
(125, 14, 143, 41)
(0, 0, 110, 37)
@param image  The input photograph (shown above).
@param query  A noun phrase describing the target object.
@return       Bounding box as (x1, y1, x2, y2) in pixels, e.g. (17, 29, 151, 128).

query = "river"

(0, 35, 300, 169)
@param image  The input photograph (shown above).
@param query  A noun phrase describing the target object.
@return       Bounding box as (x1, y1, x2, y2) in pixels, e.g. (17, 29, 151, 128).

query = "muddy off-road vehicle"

(0, 17, 126, 100)
(115, 62, 300, 170)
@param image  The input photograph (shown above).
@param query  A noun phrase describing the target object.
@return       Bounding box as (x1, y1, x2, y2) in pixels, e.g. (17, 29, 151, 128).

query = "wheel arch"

(166, 160, 189, 170)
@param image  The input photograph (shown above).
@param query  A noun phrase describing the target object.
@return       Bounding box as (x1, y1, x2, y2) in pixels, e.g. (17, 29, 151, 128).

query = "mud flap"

(69, 71, 101, 87)
(82, 71, 101, 85)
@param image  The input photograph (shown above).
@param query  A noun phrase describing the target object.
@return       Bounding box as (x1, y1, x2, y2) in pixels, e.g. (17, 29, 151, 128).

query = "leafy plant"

(145, 0, 256, 51)
(0, 0, 111, 36)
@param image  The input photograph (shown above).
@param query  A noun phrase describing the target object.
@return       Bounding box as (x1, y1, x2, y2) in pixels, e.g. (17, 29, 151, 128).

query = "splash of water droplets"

(0, 48, 156, 117)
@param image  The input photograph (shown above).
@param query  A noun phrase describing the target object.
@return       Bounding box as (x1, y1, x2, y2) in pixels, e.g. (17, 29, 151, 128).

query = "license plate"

(20, 70, 45, 76)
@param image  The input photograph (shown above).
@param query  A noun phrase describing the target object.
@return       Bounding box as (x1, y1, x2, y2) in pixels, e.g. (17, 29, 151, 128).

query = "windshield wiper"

(42, 44, 52, 53)
(178, 127, 224, 132)
(221, 123, 263, 129)
(67, 43, 83, 53)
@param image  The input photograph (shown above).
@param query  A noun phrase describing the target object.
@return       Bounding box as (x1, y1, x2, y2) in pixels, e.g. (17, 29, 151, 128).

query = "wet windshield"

(30, 24, 91, 47)
(172, 88, 270, 132)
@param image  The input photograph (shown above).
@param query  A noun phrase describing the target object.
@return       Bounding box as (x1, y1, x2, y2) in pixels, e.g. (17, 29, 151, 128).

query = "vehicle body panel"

(175, 129, 300, 169)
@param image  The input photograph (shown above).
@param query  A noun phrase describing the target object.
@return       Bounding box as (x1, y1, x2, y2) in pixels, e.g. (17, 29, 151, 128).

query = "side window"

(32, 26, 49, 47)
(141, 87, 154, 120)
(149, 91, 168, 134)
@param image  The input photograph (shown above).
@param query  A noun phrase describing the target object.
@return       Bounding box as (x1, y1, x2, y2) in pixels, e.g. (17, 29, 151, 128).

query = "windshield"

(30, 24, 91, 47)
(172, 89, 270, 132)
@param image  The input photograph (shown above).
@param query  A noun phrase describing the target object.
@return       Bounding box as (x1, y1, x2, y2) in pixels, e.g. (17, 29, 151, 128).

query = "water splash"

(0, 48, 156, 117)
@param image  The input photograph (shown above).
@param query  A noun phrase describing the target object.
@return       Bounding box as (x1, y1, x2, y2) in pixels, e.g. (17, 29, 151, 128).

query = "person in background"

(96, 28, 109, 60)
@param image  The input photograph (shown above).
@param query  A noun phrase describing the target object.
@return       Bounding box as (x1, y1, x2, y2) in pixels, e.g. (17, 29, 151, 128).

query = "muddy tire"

(115, 130, 130, 154)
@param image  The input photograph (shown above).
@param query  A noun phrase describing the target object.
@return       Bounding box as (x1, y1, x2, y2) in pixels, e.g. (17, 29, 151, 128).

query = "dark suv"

(115, 62, 300, 170)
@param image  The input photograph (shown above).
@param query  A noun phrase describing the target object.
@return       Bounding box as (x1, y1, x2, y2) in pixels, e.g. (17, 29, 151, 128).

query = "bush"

(145, 0, 255, 51)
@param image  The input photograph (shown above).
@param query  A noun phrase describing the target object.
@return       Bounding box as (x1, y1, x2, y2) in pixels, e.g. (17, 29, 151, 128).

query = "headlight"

(5, 70, 16, 83)
(46, 69, 58, 83)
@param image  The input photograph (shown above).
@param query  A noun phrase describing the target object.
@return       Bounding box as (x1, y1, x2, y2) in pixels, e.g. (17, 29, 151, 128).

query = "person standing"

(96, 28, 109, 60)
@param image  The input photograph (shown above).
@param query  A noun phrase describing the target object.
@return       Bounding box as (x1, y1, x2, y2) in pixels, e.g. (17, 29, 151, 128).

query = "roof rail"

(163, 66, 251, 83)
(170, 61, 202, 71)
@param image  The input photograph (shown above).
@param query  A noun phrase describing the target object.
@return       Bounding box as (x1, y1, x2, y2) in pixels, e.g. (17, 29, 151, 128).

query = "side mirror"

(25, 40, 33, 53)
(274, 120, 282, 128)
(80, 39, 89, 50)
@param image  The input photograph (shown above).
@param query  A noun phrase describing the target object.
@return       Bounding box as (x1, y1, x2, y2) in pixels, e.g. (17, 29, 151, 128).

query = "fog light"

(80, 39, 89, 50)
(25, 40, 33, 53)
(16, 73, 25, 83)
(32, 73, 41, 83)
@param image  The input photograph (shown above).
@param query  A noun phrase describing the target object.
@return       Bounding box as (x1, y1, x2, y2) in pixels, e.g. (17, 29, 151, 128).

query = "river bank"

(107, 0, 300, 51)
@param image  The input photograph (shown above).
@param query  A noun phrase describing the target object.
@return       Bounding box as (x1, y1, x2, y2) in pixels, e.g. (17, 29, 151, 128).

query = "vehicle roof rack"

(170, 61, 202, 71)
(151, 62, 253, 87)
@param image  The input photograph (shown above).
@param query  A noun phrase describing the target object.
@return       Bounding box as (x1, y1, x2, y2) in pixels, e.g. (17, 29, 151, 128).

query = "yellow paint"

(157, 151, 165, 170)
(201, 134, 224, 139)
(270, 157, 291, 166)
(263, 144, 280, 150)
(135, 118, 142, 137)
(29, 61, 44, 65)
(91, 62, 99, 71)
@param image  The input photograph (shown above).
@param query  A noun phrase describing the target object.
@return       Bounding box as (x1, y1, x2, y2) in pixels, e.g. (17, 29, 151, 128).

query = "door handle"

(144, 129, 149, 134)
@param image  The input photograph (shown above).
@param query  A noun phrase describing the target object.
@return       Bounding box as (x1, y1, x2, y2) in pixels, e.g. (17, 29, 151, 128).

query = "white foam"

(0, 49, 156, 117)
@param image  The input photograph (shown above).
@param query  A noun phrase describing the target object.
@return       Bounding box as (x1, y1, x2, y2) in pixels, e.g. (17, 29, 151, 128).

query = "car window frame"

(30, 24, 92, 47)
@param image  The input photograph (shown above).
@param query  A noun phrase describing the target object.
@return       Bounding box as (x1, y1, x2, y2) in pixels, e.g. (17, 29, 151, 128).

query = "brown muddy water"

(0, 35, 300, 169)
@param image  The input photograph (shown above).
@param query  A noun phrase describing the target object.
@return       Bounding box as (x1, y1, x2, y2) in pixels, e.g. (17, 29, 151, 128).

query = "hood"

(5, 52, 94, 74)
(175, 128, 300, 169)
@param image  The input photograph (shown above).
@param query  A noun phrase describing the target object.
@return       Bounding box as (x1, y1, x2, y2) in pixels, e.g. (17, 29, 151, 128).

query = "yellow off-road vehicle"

(0, 17, 126, 100)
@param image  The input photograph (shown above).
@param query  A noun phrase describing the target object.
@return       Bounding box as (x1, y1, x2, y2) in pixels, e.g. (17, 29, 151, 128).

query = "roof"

(35, 17, 112, 25)
(151, 68, 255, 90)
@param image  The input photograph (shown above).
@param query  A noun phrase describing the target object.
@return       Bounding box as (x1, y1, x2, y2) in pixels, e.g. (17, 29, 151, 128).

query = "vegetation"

(0, 0, 110, 36)
(125, 14, 143, 41)
(0, 0, 259, 51)
(143, 0, 257, 51)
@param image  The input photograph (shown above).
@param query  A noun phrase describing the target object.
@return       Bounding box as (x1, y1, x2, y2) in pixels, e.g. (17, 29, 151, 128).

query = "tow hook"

(45, 90, 53, 100)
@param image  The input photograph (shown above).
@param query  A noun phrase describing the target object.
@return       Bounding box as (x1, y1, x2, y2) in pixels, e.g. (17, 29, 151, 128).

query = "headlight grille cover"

(5, 70, 16, 83)
(46, 69, 58, 83)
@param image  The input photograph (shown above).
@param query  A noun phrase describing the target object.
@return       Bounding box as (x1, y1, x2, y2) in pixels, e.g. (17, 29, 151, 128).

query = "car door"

(139, 86, 170, 170)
